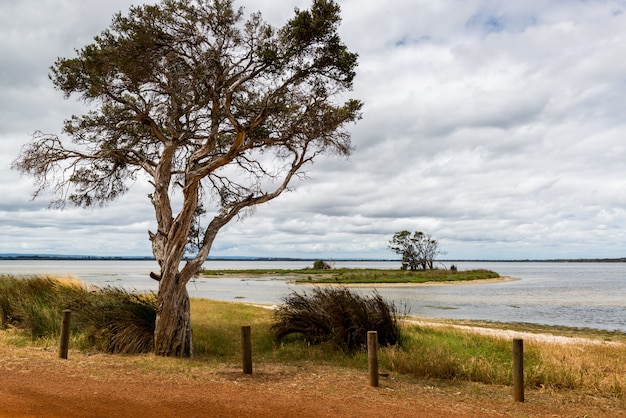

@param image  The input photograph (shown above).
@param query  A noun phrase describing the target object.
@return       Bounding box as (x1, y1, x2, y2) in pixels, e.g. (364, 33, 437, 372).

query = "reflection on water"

(1, 260, 625, 332)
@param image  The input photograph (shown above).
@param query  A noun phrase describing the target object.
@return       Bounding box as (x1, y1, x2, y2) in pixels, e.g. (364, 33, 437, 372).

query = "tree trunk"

(154, 275, 193, 357)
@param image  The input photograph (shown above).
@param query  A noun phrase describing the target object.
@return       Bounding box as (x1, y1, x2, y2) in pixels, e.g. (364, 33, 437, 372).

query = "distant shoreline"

(1, 255, 625, 263)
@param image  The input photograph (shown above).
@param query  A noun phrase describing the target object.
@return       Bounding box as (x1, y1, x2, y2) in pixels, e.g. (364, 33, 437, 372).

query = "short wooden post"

(59, 309, 71, 360)
(242, 325, 252, 374)
(513, 338, 524, 402)
(367, 331, 379, 387)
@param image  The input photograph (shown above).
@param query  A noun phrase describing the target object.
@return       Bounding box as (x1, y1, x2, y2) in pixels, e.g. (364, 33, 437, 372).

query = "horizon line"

(1, 253, 625, 263)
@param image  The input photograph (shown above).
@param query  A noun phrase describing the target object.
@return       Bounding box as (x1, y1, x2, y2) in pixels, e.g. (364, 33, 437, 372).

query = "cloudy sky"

(1, 0, 626, 260)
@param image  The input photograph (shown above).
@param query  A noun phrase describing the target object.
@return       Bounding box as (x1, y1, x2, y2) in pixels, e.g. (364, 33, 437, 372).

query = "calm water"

(1, 259, 625, 332)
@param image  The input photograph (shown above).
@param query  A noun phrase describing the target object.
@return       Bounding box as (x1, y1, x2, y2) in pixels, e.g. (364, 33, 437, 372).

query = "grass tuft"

(0, 275, 155, 354)
(271, 287, 401, 352)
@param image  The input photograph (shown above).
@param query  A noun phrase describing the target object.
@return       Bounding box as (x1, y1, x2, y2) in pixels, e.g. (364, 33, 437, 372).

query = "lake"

(1, 259, 625, 332)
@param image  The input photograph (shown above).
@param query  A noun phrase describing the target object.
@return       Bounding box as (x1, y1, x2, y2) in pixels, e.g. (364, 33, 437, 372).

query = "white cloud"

(1, 0, 625, 259)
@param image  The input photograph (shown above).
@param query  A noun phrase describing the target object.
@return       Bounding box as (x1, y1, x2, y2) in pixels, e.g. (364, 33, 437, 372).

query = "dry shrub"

(271, 287, 401, 352)
(74, 288, 156, 354)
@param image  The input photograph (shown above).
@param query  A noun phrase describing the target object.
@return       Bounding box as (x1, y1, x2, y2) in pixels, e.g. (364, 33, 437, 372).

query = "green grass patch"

(200, 268, 327, 276)
(199, 268, 500, 284)
(187, 298, 626, 397)
(382, 323, 527, 384)
(299, 268, 499, 284)
(188, 298, 362, 366)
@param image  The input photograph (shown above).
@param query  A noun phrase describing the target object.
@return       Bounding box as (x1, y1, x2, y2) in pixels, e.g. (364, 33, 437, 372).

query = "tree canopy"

(389, 231, 442, 270)
(13, 0, 361, 357)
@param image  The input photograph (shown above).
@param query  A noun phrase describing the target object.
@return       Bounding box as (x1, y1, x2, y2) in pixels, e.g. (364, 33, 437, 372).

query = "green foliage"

(200, 267, 500, 283)
(271, 287, 401, 352)
(295, 268, 500, 284)
(0, 275, 83, 338)
(312, 259, 331, 270)
(389, 230, 442, 270)
(14, 0, 362, 210)
(0, 275, 155, 354)
(13, 0, 363, 357)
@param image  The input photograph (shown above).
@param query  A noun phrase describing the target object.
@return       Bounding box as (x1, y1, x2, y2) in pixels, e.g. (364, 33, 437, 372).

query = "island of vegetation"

(199, 231, 500, 284)
(199, 266, 501, 285)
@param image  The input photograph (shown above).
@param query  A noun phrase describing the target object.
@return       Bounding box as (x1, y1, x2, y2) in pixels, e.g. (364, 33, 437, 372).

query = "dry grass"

(2, 276, 624, 405)
(528, 340, 626, 396)
(0, 274, 156, 353)
(401, 319, 626, 398)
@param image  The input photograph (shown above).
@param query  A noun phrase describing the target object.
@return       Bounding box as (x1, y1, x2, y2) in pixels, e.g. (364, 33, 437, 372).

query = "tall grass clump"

(380, 324, 520, 384)
(71, 288, 156, 354)
(0, 275, 84, 338)
(0, 275, 155, 354)
(271, 287, 401, 352)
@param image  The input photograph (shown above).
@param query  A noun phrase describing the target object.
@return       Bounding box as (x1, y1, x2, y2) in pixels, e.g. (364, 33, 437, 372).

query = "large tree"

(388, 231, 442, 270)
(12, 0, 361, 357)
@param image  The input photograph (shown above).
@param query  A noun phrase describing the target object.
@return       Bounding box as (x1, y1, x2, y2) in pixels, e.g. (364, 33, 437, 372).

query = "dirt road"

(1, 345, 622, 417)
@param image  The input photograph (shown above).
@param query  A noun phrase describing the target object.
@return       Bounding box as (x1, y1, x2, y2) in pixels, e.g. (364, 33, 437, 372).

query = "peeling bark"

(154, 275, 193, 357)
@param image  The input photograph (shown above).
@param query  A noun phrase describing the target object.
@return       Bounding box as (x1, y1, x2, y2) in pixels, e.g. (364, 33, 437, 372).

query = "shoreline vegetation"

(1, 274, 625, 415)
(199, 267, 503, 285)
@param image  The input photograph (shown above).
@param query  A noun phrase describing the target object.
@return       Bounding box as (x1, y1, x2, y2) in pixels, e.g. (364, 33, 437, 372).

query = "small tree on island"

(313, 259, 331, 270)
(388, 230, 442, 270)
(12, 0, 361, 357)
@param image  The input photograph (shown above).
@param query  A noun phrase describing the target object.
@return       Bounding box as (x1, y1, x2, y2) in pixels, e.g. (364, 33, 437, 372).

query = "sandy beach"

(295, 276, 518, 287)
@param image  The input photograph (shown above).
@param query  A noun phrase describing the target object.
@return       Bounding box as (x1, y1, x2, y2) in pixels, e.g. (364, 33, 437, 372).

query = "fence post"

(242, 325, 253, 374)
(367, 331, 379, 387)
(59, 309, 72, 360)
(513, 338, 524, 402)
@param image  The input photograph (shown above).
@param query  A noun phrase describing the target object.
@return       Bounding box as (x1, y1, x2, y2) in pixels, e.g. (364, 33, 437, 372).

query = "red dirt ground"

(1, 346, 623, 417)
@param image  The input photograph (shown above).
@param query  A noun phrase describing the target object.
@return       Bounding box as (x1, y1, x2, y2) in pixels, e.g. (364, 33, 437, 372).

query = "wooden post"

(513, 338, 524, 402)
(242, 325, 252, 374)
(59, 309, 71, 360)
(367, 331, 379, 387)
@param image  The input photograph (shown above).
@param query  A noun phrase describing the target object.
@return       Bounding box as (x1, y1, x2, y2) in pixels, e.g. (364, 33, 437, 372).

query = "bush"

(271, 287, 401, 352)
(0, 275, 156, 354)
(312, 259, 331, 270)
(70, 288, 156, 354)
(0, 275, 84, 337)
